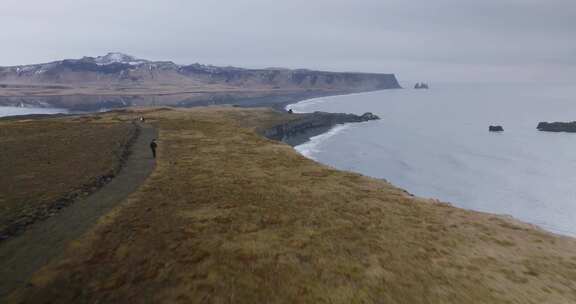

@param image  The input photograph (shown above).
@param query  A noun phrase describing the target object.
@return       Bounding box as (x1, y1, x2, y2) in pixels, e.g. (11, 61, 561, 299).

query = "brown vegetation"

(0, 116, 135, 238)
(6, 108, 576, 303)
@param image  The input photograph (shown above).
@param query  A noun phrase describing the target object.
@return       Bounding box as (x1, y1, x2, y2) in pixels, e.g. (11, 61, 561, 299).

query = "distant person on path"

(150, 139, 157, 159)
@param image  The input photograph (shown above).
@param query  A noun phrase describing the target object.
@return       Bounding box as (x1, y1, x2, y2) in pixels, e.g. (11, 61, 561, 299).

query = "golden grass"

(0, 116, 135, 237)
(8, 107, 576, 303)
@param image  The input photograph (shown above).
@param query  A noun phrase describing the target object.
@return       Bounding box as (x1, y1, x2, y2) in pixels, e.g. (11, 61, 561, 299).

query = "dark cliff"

(263, 111, 380, 146)
(0, 55, 400, 91)
(178, 64, 400, 90)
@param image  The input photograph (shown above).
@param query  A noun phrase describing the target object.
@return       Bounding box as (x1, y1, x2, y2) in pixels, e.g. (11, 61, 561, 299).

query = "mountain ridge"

(0, 53, 401, 110)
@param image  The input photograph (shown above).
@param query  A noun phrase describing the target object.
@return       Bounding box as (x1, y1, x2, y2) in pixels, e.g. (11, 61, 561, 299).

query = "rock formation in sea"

(537, 121, 576, 132)
(489, 125, 504, 132)
(414, 82, 429, 89)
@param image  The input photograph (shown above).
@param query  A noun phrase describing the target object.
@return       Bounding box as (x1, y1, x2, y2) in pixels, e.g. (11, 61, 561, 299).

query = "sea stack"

(489, 125, 504, 132)
(414, 82, 430, 89)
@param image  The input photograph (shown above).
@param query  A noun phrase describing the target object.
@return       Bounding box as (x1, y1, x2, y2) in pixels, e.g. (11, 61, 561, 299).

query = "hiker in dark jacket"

(150, 139, 158, 159)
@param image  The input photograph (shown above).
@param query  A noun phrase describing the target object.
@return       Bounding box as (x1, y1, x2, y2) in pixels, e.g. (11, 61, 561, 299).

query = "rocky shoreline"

(263, 111, 380, 146)
(8, 107, 576, 303)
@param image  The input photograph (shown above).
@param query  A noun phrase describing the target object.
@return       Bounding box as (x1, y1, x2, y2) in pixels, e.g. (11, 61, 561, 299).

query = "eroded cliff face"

(178, 64, 400, 90)
(0, 53, 401, 110)
(263, 111, 380, 146)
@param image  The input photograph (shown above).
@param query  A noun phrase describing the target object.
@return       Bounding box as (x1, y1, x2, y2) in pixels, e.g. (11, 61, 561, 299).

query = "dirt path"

(0, 123, 157, 299)
(6, 108, 576, 303)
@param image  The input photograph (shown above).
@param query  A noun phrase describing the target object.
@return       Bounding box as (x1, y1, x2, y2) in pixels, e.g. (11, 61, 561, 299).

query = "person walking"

(150, 139, 158, 159)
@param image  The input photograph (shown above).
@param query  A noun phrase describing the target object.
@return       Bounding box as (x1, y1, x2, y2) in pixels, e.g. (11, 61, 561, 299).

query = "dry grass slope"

(0, 116, 135, 238)
(7, 108, 576, 303)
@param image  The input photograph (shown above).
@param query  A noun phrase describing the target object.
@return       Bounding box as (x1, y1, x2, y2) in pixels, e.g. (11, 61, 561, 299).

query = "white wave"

(286, 91, 384, 113)
(295, 124, 351, 160)
(0, 106, 68, 118)
(286, 97, 330, 113)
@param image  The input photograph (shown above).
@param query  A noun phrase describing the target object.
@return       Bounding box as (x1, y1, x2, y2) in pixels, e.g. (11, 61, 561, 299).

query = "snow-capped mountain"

(88, 52, 150, 66)
(0, 53, 400, 89)
(0, 53, 400, 110)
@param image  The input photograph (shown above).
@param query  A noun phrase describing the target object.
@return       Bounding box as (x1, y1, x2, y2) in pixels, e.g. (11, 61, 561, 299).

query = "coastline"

(0, 87, 400, 113)
(7, 91, 576, 239)
(264, 88, 398, 113)
(5, 107, 576, 303)
(283, 89, 388, 113)
(293, 124, 352, 159)
(0, 106, 69, 118)
(263, 90, 390, 147)
(275, 93, 576, 238)
(262, 110, 379, 147)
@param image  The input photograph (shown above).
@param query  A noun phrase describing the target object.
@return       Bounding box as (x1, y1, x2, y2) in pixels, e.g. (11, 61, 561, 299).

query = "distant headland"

(0, 53, 401, 111)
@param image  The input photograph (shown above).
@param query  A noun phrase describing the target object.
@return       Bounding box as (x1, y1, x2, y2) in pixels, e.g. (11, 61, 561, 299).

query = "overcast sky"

(1, 0, 575, 82)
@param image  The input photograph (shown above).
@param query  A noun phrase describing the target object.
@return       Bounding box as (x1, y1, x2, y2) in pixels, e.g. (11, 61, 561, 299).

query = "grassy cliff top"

(8, 107, 576, 303)
(0, 116, 135, 239)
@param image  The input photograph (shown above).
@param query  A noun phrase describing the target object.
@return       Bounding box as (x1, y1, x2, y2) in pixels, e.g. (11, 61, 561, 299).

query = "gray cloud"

(1, 0, 575, 82)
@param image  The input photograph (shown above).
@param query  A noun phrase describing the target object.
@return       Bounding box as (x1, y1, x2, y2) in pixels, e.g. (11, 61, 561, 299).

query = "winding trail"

(0, 123, 157, 298)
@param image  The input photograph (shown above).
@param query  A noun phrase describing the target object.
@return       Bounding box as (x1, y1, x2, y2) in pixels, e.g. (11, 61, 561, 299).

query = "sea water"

(0, 106, 67, 118)
(289, 82, 576, 236)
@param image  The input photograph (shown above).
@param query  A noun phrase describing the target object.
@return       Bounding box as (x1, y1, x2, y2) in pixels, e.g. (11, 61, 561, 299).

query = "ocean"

(0, 106, 67, 118)
(288, 82, 576, 236)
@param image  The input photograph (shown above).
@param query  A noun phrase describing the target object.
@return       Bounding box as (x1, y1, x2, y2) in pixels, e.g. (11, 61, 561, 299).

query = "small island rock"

(537, 121, 576, 132)
(489, 125, 504, 132)
(414, 82, 430, 89)
(360, 112, 379, 120)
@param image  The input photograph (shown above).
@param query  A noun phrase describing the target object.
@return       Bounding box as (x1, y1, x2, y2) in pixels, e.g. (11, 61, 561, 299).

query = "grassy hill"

(6, 107, 576, 303)
(0, 115, 135, 239)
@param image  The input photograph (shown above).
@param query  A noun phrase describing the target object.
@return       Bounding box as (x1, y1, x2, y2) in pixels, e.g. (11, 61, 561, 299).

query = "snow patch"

(93, 52, 148, 66)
